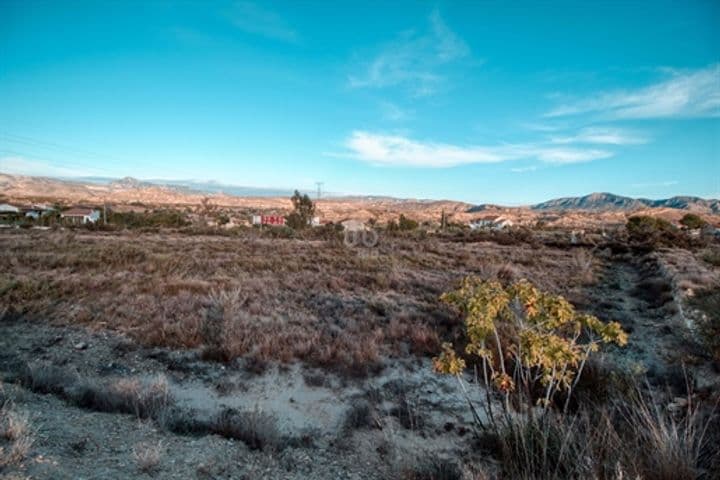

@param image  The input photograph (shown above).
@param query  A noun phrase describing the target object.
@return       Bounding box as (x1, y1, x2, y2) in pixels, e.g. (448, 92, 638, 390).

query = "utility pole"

(315, 182, 324, 200)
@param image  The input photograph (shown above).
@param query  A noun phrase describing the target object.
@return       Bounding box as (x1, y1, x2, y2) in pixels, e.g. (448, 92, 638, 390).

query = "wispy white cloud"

(511, 166, 538, 173)
(545, 64, 720, 119)
(550, 127, 648, 145)
(343, 131, 501, 167)
(348, 9, 470, 96)
(339, 131, 613, 168)
(521, 122, 567, 133)
(227, 2, 298, 42)
(527, 147, 613, 164)
(0, 156, 98, 178)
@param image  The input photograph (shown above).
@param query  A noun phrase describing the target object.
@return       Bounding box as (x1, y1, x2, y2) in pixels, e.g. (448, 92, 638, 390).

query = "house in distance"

(61, 207, 101, 225)
(469, 215, 514, 231)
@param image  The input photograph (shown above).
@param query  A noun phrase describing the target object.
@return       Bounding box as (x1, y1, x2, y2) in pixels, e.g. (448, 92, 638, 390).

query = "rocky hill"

(531, 192, 719, 214)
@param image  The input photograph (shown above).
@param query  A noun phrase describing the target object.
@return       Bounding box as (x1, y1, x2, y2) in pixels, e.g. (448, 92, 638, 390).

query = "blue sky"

(0, 0, 718, 204)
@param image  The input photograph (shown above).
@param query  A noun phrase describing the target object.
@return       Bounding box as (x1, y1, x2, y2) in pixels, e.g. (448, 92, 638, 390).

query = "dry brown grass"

(0, 404, 34, 471)
(16, 363, 174, 421)
(0, 230, 601, 374)
(487, 395, 717, 480)
(132, 440, 164, 474)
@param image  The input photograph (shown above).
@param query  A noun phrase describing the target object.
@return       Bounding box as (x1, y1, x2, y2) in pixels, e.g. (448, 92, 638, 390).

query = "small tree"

(626, 215, 674, 242)
(440, 210, 448, 230)
(286, 190, 315, 229)
(434, 277, 627, 424)
(680, 213, 706, 230)
(398, 214, 418, 231)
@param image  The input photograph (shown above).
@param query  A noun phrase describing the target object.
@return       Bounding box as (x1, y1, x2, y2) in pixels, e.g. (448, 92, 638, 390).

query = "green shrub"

(398, 214, 419, 231)
(680, 213, 707, 230)
(434, 278, 627, 417)
(108, 209, 189, 228)
(626, 215, 676, 245)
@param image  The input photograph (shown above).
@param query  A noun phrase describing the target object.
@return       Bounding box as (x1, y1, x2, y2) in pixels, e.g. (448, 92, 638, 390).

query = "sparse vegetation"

(16, 364, 174, 420)
(1, 230, 585, 375)
(210, 407, 283, 451)
(433, 276, 720, 478)
(132, 440, 164, 474)
(689, 287, 720, 360)
(0, 403, 33, 471)
(0, 221, 718, 478)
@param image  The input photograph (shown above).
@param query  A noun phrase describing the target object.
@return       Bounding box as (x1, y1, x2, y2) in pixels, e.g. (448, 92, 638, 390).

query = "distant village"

(0, 200, 526, 235)
(1, 200, 717, 242)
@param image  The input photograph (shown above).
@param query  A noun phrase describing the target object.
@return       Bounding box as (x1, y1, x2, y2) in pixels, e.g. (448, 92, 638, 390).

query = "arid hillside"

(2, 173, 720, 227)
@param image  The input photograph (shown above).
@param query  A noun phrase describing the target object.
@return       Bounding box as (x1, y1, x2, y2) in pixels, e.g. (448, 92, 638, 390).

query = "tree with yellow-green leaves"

(434, 277, 627, 429)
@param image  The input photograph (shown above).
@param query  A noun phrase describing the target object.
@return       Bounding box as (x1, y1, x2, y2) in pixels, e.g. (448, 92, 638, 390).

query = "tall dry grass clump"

(132, 440, 164, 474)
(492, 389, 717, 480)
(0, 400, 34, 471)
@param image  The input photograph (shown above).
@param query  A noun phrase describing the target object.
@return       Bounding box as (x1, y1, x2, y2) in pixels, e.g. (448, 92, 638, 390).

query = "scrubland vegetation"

(0, 221, 719, 478)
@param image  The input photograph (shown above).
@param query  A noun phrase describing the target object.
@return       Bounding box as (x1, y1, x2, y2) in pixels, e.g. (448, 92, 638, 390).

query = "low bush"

(108, 209, 190, 229)
(701, 249, 720, 267)
(680, 213, 707, 230)
(341, 399, 377, 431)
(689, 287, 720, 361)
(211, 407, 283, 451)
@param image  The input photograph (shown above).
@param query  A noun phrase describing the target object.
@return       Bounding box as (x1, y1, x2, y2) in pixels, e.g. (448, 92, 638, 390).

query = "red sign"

(261, 215, 285, 226)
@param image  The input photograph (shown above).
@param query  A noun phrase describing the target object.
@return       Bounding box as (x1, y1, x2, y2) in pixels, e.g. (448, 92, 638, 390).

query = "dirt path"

(580, 250, 708, 393)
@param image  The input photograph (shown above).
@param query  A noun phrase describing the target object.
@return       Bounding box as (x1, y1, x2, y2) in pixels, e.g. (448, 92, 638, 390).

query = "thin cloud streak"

(545, 64, 720, 119)
(550, 127, 648, 145)
(0, 156, 101, 178)
(348, 9, 470, 96)
(341, 131, 613, 168)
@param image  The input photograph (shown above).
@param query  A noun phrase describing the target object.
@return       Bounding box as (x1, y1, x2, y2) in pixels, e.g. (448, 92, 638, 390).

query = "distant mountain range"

(78, 176, 305, 198)
(2, 172, 718, 216)
(530, 192, 719, 214)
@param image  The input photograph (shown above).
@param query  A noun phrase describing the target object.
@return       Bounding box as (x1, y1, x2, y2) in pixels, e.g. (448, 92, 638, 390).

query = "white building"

(469, 215, 514, 231)
(61, 208, 101, 224)
(0, 203, 20, 214)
